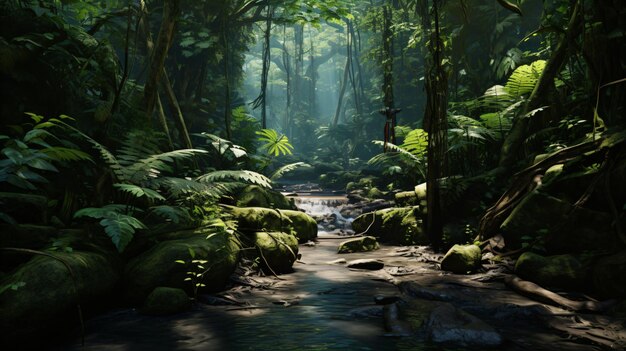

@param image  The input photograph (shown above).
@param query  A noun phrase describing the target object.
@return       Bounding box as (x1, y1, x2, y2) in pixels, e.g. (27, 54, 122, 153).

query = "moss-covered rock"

(515, 252, 590, 290)
(0, 251, 119, 344)
(228, 206, 316, 243)
(123, 231, 239, 304)
(440, 244, 482, 274)
(592, 251, 626, 298)
(252, 231, 299, 273)
(280, 209, 317, 243)
(351, 206, 426, 245)
(337, 236, 380, 253)
(141, 287, 191, 315)
(366, 187, 385, 199)
(229, 206, 288, 232)
(500, 190, 618, 253)
(234, 185, 297, 210)
(395, 183, 427, 208)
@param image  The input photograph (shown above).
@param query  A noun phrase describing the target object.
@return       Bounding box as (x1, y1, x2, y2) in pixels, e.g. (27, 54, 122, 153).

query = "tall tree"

(422, 0, 448, 250)
(144, 0, 181, 122)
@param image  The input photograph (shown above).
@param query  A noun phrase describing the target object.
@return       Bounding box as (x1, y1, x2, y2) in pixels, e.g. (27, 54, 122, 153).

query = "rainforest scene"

(1, 0, 625, 350)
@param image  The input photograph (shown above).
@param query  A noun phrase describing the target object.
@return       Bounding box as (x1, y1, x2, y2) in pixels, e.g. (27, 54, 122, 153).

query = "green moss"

(440, 244, 482, 274)
(235, 185, 297, 210)
(253, 232, 299, 273)
(280, 210, 317, 243)
(515, 252, 590, 290)
(124, 231, 240, 303)
(228, 206, 316, 243)
(0, 251, 119, 342)
(337, 236, 379, 254)
(351, 206, 426, 245)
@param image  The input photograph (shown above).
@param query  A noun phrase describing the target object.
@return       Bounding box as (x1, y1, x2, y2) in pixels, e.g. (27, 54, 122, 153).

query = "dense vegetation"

(1, 0, 625, 348)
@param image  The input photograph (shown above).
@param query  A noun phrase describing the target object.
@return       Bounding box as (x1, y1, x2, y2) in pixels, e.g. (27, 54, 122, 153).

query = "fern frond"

(149, 205, 192, 224)
(505, 60, 546, 98)
(371, 141, 422, 163)
(113, 183, 166, 201)
(197, 170, 273, 188)
(74, 204, 145, 252)
(270, 162, 311, 180)
(124, 149, 208, 184)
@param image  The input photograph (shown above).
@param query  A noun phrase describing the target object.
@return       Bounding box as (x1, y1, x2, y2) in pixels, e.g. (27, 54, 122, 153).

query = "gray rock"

(425, 303, 502, 347)
(347, 259, 384, 270)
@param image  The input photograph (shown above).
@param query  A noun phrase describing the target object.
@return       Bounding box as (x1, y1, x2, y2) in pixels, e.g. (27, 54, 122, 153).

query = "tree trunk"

(423, 0, 448, 251)
(144, 0, 181, 121)
(382, 4, 395, 109)
(161, 70, 193, 149)
(333, 51, 351, 127)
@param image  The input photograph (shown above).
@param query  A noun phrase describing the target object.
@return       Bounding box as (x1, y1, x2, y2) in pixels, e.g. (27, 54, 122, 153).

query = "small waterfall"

(289, 195, 354, 233)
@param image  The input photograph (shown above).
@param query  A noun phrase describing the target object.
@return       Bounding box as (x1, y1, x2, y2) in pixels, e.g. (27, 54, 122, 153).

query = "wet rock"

(303, 241, 316, 247)
(347, 305, 384, 318)
(141, 287, 190, 315)
(351, 206, 426, 245)
(347, 259, 384, 270)
(327, 258, 347, 265)
(441, 244, 482, 274)
(384, 303, 412, 336)
(398, 282, 454, 301)
(233, 185, 297, 210)
(592, 251, 626, 298)
(515, 252, 590, 290)
(252, 231, 299, 273)
(0, 251, 119, 343)
(424, 303, 502, 347)
(337, 236, 379, 254)
(124, 231, 239, 303)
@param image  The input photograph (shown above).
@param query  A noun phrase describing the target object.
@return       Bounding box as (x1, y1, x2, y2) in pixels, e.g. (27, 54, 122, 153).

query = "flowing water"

(57, 195, 437, 350)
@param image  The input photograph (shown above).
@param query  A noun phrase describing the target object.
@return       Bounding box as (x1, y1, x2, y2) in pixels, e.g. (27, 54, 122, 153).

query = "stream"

(55, 192, 622, 350)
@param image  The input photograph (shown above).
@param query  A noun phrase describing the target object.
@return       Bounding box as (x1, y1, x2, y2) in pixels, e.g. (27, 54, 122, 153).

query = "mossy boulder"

(592, 251, 626, 298)
(440, 244, 482, 274)
(229, 206, 288, 232)
(0, 251, 119, 344)
(515, 252, 590, 290)
(337, 236, 380, 254)
(351, 206, 426, 245)
(395, 183, 427, 208)
(234, 185, 297, 210)
(228, 206, 316, 243)
(280, 209, 317, 243)
(500, 190, 618, 253)
(141, 287, 191, 315)
(366, 187, 385, 199)
(252, 231, 299, 273)
(123, 231, 239, 304)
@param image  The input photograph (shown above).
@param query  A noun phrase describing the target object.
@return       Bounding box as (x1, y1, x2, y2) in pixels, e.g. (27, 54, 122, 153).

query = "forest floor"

(56, 230, 625, 350)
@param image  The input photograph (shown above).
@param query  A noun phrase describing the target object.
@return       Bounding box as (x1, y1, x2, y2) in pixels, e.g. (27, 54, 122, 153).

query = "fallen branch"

(504, 275, 616, 313)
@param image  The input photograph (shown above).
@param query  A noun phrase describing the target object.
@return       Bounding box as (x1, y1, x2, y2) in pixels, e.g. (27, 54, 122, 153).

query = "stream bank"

(53, 192, 625, 350)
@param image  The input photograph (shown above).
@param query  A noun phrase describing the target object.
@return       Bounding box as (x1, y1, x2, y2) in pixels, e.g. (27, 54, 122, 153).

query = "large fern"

(505, 60, 546, 98)
(197, 170, 272, 188)
(74, 204, 146, 252)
